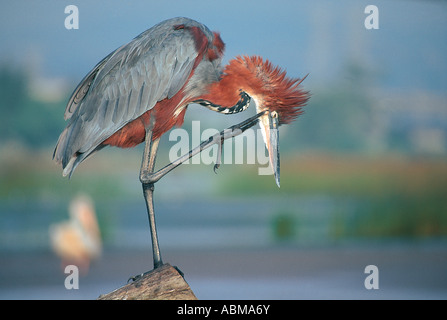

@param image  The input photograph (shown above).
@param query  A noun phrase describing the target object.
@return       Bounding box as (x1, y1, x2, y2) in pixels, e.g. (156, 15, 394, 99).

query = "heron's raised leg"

(139, 127, 163, 270)
(143, 111, 267, 185)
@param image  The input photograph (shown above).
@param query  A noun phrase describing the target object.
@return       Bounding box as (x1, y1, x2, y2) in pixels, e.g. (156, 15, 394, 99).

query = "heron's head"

(226, 56, 310, 187)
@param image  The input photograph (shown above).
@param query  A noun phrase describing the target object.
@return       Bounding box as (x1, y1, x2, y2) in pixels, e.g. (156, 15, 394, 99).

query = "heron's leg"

(143, 111, 267, 185)
(139, 128, 163, 270)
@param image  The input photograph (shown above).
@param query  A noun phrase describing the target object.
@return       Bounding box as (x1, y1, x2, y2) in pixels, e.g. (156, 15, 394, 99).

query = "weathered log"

(98, 263, 197, 300)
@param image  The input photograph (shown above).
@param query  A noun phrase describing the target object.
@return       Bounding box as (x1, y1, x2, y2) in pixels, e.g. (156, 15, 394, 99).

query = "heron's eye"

(173, 24, 185, 30)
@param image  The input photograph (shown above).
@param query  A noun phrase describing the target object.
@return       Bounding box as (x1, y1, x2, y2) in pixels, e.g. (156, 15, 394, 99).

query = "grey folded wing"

(54, 17, 212, 176)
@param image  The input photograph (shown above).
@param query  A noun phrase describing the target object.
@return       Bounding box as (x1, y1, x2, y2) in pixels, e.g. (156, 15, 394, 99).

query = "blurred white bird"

(49, 194, 101, 274)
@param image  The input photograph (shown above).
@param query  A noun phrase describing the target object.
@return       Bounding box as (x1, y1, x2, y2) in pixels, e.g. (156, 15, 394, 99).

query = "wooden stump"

(98, 263, 197, 300)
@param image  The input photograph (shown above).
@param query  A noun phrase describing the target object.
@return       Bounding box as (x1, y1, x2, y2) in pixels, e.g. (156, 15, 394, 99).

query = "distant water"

(0, 195, 340, 252)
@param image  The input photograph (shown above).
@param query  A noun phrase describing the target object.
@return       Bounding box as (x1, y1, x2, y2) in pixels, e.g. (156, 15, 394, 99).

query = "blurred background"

(0, 0, 446, 299)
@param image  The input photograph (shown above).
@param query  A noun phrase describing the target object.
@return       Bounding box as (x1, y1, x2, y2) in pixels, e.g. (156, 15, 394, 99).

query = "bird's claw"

(127, 271, 150, 283)
(213, 163, 220, 174)
(128, 273, 143, 283)
(127, 265, 184, 283)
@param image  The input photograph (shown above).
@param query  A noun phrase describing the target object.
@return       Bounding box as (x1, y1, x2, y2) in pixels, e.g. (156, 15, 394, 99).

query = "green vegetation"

(338, 193, 447, 238)
(0, 65, 65, 148)
(0, 147, 133, 202)
(222, 154, 447, 197)
(222, 154, 447, 239)
(271, 211, 296, 242)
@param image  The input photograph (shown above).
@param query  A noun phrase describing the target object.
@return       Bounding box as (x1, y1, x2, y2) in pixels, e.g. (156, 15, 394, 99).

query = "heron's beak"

(259, 111, 280, 187)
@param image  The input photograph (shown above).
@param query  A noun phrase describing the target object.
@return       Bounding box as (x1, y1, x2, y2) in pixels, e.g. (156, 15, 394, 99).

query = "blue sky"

(1, 0, 447, 93)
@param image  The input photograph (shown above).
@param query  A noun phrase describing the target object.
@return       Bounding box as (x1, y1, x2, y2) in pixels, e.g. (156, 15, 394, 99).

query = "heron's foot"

(127, 265, 159, 283)
(127, 265, 184, 283)
(128, 271, 150, 283)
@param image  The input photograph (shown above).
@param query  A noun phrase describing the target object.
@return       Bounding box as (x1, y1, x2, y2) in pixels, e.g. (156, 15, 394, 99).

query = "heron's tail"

(53, 127, 76, 177)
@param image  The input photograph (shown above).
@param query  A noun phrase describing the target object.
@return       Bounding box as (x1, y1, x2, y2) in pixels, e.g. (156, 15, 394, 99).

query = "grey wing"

(63, 51, 113, 121)
(54, 18, 210, 176)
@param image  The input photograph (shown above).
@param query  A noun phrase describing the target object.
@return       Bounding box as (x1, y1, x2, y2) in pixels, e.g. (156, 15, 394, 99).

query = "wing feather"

(54, 17, 215, 176)
(64, 52, 112, 120)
